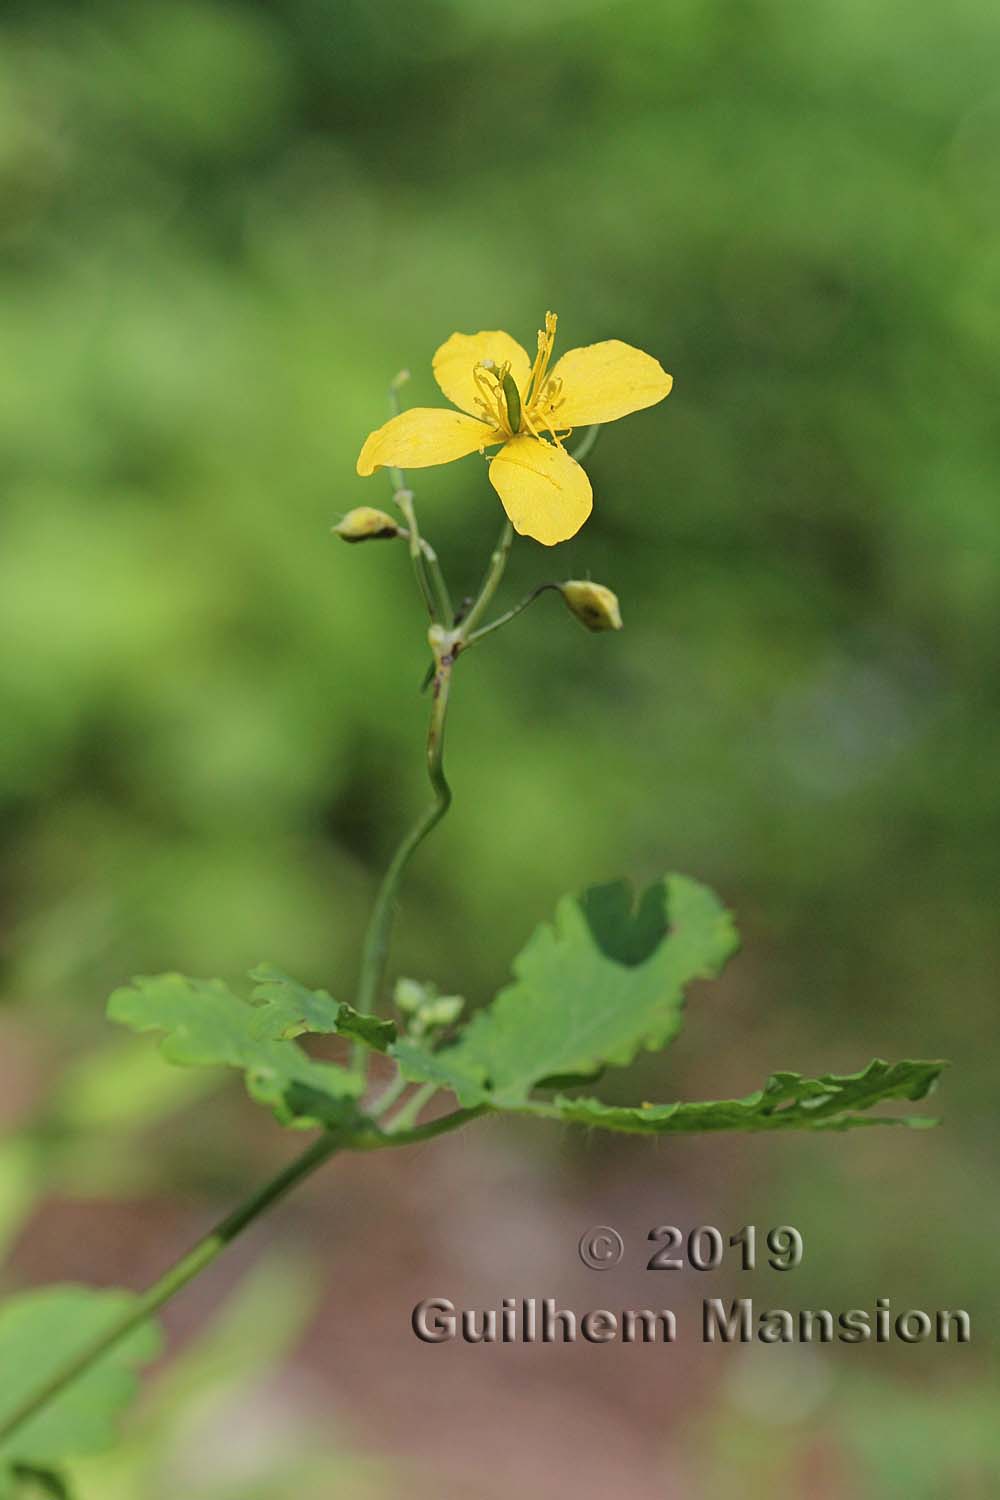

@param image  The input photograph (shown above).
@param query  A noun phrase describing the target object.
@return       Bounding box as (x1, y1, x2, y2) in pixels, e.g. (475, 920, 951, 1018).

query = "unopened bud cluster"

(395, 977, 465, 1037)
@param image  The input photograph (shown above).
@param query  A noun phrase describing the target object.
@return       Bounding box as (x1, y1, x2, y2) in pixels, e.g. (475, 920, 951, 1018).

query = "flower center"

(471, 312, 573, 447)
(472, 359, 518, 438)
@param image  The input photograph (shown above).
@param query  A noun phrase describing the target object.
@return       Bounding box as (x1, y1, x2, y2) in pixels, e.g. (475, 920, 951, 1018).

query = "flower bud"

(394, 977, 465, 1036)
(559, 580, 623, 632)
(394, 977, 431, 1015)
(419, 995, 465, 1030)
(333, 507, 402, 543)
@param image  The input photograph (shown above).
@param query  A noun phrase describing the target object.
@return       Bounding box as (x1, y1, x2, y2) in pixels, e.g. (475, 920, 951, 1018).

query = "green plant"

(0, 324, 944, 1496)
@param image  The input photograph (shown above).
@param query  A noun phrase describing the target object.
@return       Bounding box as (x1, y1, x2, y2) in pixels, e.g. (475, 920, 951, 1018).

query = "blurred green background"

(1, 0, 997, 1495)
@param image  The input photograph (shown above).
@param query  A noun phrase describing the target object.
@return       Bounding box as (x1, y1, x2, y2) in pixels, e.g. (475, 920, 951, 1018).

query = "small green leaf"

(393, 874, 737, 1107)
(0, 1288, 160, 1473)
(248, 964, 396, 1051)
(107, 973, 365, 1129)
(518, 1059, 946, 1134)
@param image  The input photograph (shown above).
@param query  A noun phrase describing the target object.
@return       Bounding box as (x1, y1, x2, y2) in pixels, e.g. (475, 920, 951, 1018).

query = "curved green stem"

(363, 1102, 488, 1148)
(353, 518, 518, 1026)
(355, 660, 453, 1020)
(464, 583, 560, 650)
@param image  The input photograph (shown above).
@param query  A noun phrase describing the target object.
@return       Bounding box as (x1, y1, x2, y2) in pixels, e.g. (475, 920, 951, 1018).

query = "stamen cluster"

(472, 312, 571, 449)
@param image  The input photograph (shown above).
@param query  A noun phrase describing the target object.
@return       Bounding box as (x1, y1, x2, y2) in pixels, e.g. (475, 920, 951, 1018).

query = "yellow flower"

(356, 312, 673, 547)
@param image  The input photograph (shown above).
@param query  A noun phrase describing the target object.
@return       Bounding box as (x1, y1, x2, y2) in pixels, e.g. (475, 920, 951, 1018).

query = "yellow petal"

(488, 436, 593, 547)
(356, 408, 500, 476)
(432, 331, 532, 417)
(542, 340, 673, 428)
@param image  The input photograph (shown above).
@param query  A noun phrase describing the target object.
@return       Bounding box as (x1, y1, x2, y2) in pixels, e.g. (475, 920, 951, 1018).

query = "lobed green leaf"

(392, 874, 738, 1107)
(0, 1288, 160, 1477)
(247, 963, 396, 1051)
(107, 972, 366, 1129)
(517, 1059, 946, 1133)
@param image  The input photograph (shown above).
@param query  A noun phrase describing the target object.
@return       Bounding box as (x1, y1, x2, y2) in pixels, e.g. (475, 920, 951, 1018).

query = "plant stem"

(398, 527, 454, 619)
(384, 1080, 437, 1133)
(458, 518, 514, 639)
(354, 516, 519, 1018)
(360, 1103, 488, 1149)
(0, 1101, 487, 1451)
(368, 1069, 409, 1118)
(0, 1130, 343, 1449)
(394, 488, 447, 623)
(385, 376, 451, 625)
(464, 583, 560, 650)
(416, 535, 453, 626)
(355, 658, 453, 1019)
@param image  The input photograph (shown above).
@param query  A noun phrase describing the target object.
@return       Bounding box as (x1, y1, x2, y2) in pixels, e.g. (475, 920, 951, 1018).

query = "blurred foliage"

(0, 1288, 160, 1474)
(1, 0, 997, 1492)
(67, 1253, 393, 1500)
(685, 1359, 1000, 1497)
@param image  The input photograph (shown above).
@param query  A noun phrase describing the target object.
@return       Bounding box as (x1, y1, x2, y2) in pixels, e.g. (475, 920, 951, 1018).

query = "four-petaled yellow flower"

(356, 312, 673, 546)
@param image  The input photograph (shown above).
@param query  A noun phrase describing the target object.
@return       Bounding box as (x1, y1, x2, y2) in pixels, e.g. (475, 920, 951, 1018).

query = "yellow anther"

(525, 310, 560, 415)
(472, 357, 523, 437)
